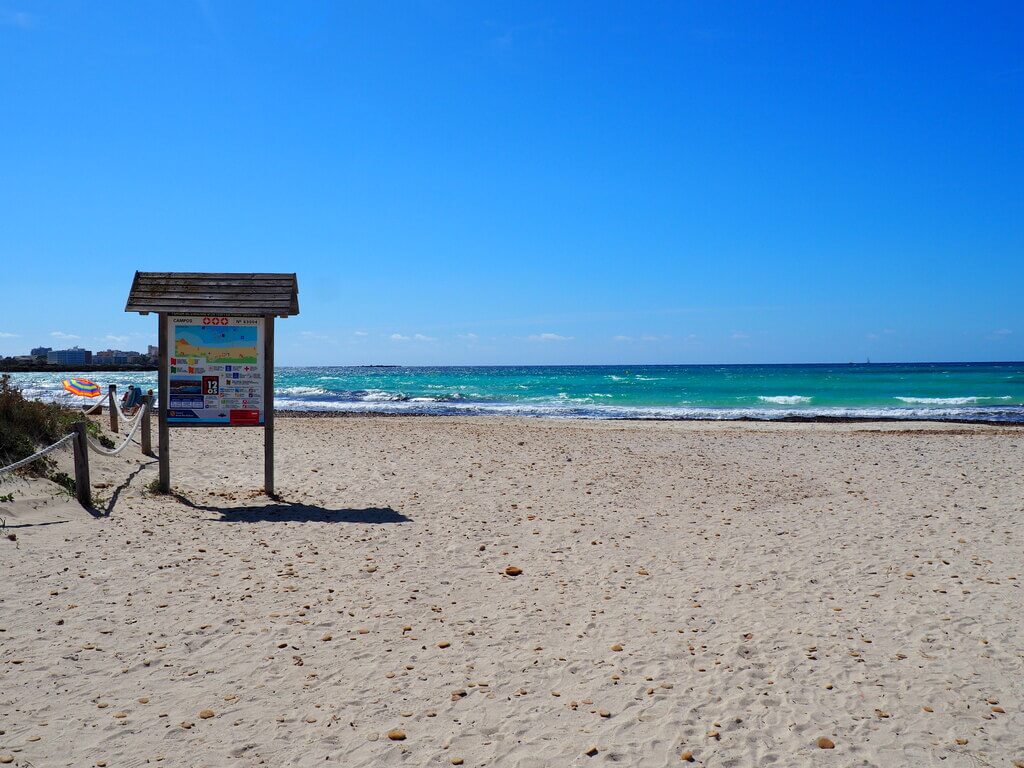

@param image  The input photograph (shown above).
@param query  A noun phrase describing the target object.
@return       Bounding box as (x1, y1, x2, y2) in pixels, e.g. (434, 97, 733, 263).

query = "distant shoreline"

(275, 409, 1024, 428)
(0, 363, 158, 373)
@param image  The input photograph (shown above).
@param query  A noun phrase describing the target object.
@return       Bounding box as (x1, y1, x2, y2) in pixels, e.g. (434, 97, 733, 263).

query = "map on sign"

(167, 316, 265, 426)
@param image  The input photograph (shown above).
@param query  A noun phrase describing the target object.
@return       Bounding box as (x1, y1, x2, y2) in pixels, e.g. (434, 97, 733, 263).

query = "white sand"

(1, 416, 1022, 767)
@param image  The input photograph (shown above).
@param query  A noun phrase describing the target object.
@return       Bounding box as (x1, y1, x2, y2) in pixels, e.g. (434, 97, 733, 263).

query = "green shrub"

(48, 470, 76, 496)
(0, 374, 86, 474)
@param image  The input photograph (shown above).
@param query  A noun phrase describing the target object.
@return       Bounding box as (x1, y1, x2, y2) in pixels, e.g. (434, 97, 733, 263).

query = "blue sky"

(1, 2, 1021, 365)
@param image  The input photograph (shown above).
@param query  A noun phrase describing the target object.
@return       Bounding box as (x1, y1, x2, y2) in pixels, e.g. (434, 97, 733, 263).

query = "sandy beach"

(1, 415, 1022, 767)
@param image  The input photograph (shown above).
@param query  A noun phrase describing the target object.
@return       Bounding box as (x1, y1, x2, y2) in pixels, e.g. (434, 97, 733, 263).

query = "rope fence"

(81, 391, 111, 416)
(0, 434, 76, 476)
(86, 404, 147, 456)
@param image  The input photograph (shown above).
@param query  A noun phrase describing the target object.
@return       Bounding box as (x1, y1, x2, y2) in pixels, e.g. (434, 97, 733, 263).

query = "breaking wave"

(758, 395, 813, 404)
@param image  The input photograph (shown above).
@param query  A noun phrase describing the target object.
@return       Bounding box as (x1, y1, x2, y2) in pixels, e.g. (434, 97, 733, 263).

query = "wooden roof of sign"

(125, 272, 299, 317)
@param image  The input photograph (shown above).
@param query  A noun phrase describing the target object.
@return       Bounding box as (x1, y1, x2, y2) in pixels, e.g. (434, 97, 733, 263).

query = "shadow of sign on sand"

(172, 494, 409, 524)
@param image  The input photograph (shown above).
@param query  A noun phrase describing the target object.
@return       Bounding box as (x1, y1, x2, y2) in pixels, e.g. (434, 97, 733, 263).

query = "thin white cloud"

(730, 331, 750, 340)
(391, 332, 435, 342)
(458, 332, 479, 341)
(104, 334, 130, 344)
(0, 331, 19, 338)
(528, 332, 573, 342)
(993, 328, 1012, 336)
(50, 331, 79, 340)
(301, 331, 334, 343)
(612, 335, 632, 342)
(353, 330, 369, 337)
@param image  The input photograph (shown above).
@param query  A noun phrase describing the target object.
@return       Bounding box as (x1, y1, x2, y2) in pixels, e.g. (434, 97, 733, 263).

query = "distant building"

(30, 346, 52, 357)
(147, 345, 159, 359)
(47, 347, 93, 365)
(94, 349, 144, 365)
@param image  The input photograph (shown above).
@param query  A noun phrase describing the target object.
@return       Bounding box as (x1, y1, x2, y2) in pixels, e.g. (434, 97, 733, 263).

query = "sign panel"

(166, 316, 265, 426)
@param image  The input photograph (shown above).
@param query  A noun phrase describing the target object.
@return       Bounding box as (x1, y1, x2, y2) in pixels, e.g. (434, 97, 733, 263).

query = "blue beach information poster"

(166, 316, 265, 426)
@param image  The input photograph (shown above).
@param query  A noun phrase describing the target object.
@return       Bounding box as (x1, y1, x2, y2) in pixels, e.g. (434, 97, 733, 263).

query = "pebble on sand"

(680, 752, 695, 763)
(584, 746, 599, 757)
(450, 758, 464, 765)
(199, 709, 215, 719)
(505, 566, 523, 576)
(817, 737, 835, 749)
(437, 641, 451, 648)
(387, 729, 407, 741)
(610, 644, 623, 652)
(0, 756, 13, 765)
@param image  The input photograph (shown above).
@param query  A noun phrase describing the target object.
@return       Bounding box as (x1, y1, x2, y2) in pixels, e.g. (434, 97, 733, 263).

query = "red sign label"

(230, 409, 260, 426)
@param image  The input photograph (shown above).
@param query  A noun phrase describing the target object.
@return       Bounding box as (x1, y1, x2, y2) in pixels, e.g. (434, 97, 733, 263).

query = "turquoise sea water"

(9, 363, 1024, 423)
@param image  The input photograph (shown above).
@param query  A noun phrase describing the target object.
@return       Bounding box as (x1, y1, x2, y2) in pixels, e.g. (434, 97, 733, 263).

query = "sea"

(8, 363, 1024, 424)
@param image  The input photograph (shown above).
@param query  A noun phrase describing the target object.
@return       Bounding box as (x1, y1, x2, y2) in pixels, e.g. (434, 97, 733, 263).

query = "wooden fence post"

(108, 384, 118, 432)
(72, 421, 91, 507)
(140, 394, 153, 456)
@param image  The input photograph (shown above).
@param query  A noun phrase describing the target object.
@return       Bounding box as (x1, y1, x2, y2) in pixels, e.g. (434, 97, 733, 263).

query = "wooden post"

(108, 384, 118, 432)
(158, 313, 170, 492)
(72, 421, 91, 507)
(140, 394, 153, 456)
(264, 315, 275, 497)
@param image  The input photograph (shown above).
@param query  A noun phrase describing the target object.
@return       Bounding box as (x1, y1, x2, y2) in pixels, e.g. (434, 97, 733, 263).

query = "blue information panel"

(166, 316, 265, 426)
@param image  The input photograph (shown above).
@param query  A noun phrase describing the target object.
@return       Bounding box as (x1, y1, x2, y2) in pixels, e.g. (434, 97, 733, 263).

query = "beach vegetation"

(48, 471, 75, 496)
(0, 374, 108, 477)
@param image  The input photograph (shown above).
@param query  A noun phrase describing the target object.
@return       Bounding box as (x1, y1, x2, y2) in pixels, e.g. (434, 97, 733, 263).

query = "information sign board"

(166, 316, 265, 425)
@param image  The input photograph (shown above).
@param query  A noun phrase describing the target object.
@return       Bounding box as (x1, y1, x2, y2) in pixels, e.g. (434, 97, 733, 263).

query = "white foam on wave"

(758, 395, 812, 404)
(278, 385, 330, 396)
(895, 395, 1012, 405)
(359, 389, 406, 402)
(267, 399, 1024, 423)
